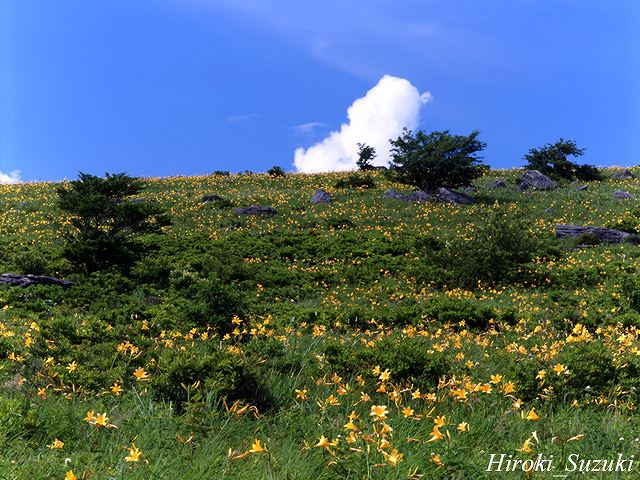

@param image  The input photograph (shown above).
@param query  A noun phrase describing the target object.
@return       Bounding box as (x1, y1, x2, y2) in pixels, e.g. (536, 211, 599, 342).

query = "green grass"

(1, 168, 640, 479)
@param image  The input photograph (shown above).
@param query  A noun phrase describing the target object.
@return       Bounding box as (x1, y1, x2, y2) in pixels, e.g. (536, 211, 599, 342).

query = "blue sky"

(0, 0, 638, 181)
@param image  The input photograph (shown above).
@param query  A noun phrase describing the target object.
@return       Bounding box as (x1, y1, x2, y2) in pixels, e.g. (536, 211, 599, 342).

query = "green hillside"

(1, 168, 640, 479)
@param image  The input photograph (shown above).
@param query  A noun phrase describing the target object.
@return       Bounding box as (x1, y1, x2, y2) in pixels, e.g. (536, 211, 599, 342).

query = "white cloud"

(226, 113, 259, 123)
(294, 122, 327, 134)
(0, 170, 20, 184)
(294, 75, 431, 173)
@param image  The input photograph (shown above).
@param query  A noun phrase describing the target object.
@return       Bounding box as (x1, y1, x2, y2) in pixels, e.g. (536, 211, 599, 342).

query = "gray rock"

(555, 225, 640, 244)
(576, 184, 589, 191)
(202, 194, 224, 203)
(491, 179, 507, 189)
(433, 188, 474, 205)
(407, 190, 431, 202)
(382, 189, 431, 203)
(382, 189, 409, 200)
(611, 169, 635, 180)
(310, 189, 332, 204)
(0, 273, 74, 288)
(544, 207, 554, 215)
(517, 170, 558, 191)
(613, 189, 636, 199)
(234, 206, 277, 216)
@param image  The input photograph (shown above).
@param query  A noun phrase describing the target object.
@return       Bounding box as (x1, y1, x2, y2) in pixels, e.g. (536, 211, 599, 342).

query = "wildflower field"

(2, 169, 640, 479)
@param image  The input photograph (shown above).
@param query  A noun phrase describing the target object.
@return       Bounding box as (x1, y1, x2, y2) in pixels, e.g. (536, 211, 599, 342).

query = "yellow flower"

(315, 435, 332, 448)
(111, 383, 122, 396)
(83, 410, 96, 422)
(502, 382, 516, 394)
(248, 439, 267, 453)
(66, 362, 77, 373)
(381, 448, 404, 467)
(452, 388, 467, 401)
(379, 369, 391, 382)
(65, 471, 77, 480)
(431, 453, 443, 466)
(370, 405, 389, 421)
(434, 415, 446, 428)
(295, 388, 309, 400)
(517, 437, 534, 453)
(133, 367, 150, 381)
(457, 422, 469, 432)
(553, 363, 568, 375)
(411, 389, 421, 399)
(344, 419, 358, 431)
(427, 425, 445, 442)
(95, 413, 113, 427)
(47, 438, 64, 449)
(525, 408, 540, 421)
(402, 406, 414, 418)
(490, 374, 502, 385)
(125, 444, 143, 462)
(536, 370, 546, 380)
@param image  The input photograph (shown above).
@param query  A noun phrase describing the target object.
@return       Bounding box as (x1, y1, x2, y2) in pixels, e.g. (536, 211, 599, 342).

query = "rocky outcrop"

(517, 170, 557, 191)
(433, 188, 474, 205)
(555, 225, 640, 244)
(491, 179, 507, 189)
(310, 189, 332, 204)
(234, 206, 277, 216)
(0, 273, 74, 288)
(613, 190, 636, 199)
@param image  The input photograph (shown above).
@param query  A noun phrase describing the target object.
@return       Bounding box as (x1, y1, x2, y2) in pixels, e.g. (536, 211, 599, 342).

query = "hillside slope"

(1, 168, 640, 479)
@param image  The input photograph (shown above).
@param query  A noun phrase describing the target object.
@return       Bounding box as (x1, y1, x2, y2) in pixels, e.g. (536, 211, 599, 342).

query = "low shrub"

(334, 174, 376, 189)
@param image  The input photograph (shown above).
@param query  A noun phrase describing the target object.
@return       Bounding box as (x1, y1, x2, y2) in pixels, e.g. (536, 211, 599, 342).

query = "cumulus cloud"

(294, 75, 431, 173)
(0, 170, 20, 184)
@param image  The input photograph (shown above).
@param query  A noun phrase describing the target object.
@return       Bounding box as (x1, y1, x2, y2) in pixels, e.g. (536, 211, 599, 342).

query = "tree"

(56, 172, 170, 273)
(388, 129, 487, 192)
(523, 138, 602, 181)
(356, 143, 377, 170)
(267, 166, 286, 177)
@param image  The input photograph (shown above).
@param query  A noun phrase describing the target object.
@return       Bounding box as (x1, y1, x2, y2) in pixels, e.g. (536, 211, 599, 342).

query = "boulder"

(234, 206, 277, 216)
(310, 189, 332, 204)
(611, 169, 635, 180)
(0, 273, 74, 288)
(490, 179, 507, 189)
(202, 194, 224, 203)
(576, 184, 589, 191)
(517, 170, 557, 191)
(555, 225, 640, 244)
(433, 188, 474, 205)
(613, 190, 636, 199)
(544, 207, 554, 215)
(382, 189, 430, 203)
(407, 190, 431, 202)
(382, 189, 409, 200)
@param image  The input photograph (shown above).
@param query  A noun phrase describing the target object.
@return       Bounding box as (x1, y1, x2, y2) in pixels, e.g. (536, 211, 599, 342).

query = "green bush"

(151, 346, 275, 411)
(334, 174, 376, 189)
(56, 172, 170, 273)
(322, 336, 450, 388)
(554, 341, 616, 398)
(267, 166, 286, 177)
(436, 212, 545, 288)
(523, 138, 602, 181)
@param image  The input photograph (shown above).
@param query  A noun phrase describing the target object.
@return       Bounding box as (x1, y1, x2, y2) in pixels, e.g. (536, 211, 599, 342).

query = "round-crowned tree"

(388, 128, 487, 192)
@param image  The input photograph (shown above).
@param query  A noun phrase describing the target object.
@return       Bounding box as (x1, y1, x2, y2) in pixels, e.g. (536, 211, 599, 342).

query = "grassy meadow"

(2, 169, 640, 479)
